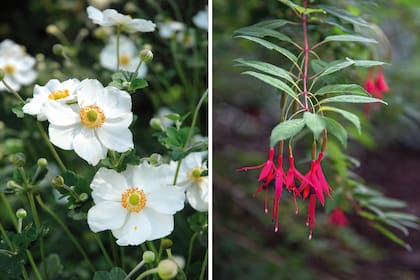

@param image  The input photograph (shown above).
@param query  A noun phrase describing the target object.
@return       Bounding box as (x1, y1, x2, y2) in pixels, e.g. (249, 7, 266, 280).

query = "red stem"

(302, 0, 310, 112)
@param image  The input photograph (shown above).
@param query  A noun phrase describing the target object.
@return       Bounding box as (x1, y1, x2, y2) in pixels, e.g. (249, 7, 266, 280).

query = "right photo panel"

(213, 0, 420, 279)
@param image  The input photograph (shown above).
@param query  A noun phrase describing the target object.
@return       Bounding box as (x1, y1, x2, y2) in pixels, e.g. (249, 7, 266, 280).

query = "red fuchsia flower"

(327, 208, 349, 227)
(375, 67, 389, 93)
(237, 148, 276, 213)
(306, 194, 317, 240)
(364, 70, 383, 99)
(272, 155, 284, 232)
(284, 155, 306, 214)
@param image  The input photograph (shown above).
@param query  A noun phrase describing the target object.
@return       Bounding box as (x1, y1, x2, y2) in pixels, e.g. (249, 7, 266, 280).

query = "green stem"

(129, 61, 144, 83)
(185, 232, 198, 275)
(0, 193, 18, 230)
(147, 241, 158, 257)
(1, 79, 24, 102)
(199, 249, 208, 280)
(27, 192, 48, 280)
(120, 247, 126, 271)
(36, 195, 95, 272)
(172, 89, 208, 185)
(21, 266, 30, 280)
(135, 268, 158, 280)
(93, 233, 114, 268)
(110, 231, 119, 265)
(116, 26, 121, 71)
(0, 220, 14, 249)
(36, 122, 67, 172)
(124, 260, 145, 280)
(170, 40, 190, 92)
(26, 249, 43, 280)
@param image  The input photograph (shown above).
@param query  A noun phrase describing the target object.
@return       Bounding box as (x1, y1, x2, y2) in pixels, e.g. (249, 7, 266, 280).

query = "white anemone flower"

(22, 78, 80, 121)
(44, 79, 134, 165)
(87, 163, 185, 246)
(0, 40, 37, 92)
(192, 6, 208, 31)
(87, 6, 156, 33)
(175, 152, 208, 212)
(158, 21, 185, 39)
(100, 35, 147, 77)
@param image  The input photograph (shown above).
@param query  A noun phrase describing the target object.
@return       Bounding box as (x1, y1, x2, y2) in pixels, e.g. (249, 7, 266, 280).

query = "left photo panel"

(0, 1, 208, 279)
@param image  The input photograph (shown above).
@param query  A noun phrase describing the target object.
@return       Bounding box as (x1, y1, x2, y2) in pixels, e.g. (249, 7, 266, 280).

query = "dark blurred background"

(213, 0, 420, 279)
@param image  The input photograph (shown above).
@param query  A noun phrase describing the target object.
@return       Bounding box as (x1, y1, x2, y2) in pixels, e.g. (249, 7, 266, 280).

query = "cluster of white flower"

(0, 39, 37, 92)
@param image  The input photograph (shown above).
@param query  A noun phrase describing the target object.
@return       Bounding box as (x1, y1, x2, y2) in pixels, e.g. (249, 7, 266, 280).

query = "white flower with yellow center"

(175, 152, 208, 212)
(192, 6, 208, 31)
(87, 6, 156, 33)
(0, 40, 37, 92)
(44, 79, 134, 165)
(22, 79, 80, 121)
(158, 21, 185, 39)
(100, 35, 147, 77)
(87, 163, 185, 246)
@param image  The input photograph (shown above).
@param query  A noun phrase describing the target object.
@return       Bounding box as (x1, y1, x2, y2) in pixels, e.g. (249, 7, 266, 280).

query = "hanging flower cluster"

(363, 67, 390, 99)
(0, 39, 37, 92)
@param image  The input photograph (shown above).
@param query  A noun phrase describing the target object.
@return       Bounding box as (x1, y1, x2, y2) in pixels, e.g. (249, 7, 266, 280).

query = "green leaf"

(318, 59, 354, 77)
(323, 117, 348, 148)
(242, 71, 299, 102)
(383, 212, 419, 222)
(319, 106, 361, 133)
(236, 35, 298, 63)
(315, 84, 369, 96)
(352, 60, 388, 68)
(234, 27, 292, 43)
(234, 58, 295, 84)
(279, 0, 325, 14)
(93, 268, 127, 280)
(187, 212, 208, 234)
(323, 34, 377, 44)
(12, 102, 25, 118)
(371, 223, 412, 251)
(303, 112, 326, 139)
(270, 119, 305, 147)
(319, 95, 387, 105)
(252, 19, 290, 29)
(368, 197, 407, 209)
(319, 5, 369, 26)
(129, 78, 148, 92)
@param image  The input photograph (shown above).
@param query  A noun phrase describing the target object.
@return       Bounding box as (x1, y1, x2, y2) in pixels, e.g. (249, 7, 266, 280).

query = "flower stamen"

(118, 54, 131, 67)
(3, 64, 16, 75)
(121, 188, 147, 213)
(187, 167, 204, 182)
(79, 105, 105, 128)
(48, 89, 70, 100)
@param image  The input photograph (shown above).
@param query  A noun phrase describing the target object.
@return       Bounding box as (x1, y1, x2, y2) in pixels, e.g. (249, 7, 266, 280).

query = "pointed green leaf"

(323, 34, 377, 44)
(270, 119, 305, 147)
(384, 212, 419, 222)
(253, 19, 290, 29)
(242, 71, 299, 102)
(371, 223, 411, 251)
(303, 112, 326, 139)
(234, 27, 292, 42)
(236, 35, 298, 63)
(368, 197, 407, 209)
(279, 0, 324, 14)
(319, 106, 361, 133)
(353, 60, 388, 67)
(315, 84, 369, 96)
(319, 95, 387, 105)
(323, 117, 348, 148)
(318, 59, 354, 77)
(234, 58, 295, 84)
(319, 5, 369, 26)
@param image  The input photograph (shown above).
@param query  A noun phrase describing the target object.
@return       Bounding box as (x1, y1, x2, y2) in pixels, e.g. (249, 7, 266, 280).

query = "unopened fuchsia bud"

(375, 67, 389, 92)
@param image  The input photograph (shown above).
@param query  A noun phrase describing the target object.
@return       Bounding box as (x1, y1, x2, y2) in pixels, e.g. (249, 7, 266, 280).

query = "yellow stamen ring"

(48, 89, 70, 100)
(79, 105, 105, 128)
(187, 167, 205, 182)
(3, 64, 16, 75)
(118, 54, 131, 67)
(121, 188, 147, 213)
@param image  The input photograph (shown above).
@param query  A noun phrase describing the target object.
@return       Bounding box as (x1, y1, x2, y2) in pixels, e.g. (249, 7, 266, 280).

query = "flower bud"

(46, 24, 60, 36)
(11, 153, 26, 167)
(79, 193, 89, 202)
(0, 69, 5, 80)
(149, 118, 163, 131)
(157, 259, 178, 280)
(139, 48, 153, 63)
(142, 251, 155, 263)
(51, 176, 65, 188)
(160, 238, 173, 250)
(16, 208, 27, 219)
(149, 153, 162, 166)
(52, 44, 65, 56)
(7, 180, 22, 190)
(37, 158, 48, 168)
(172, 256, 185, 269)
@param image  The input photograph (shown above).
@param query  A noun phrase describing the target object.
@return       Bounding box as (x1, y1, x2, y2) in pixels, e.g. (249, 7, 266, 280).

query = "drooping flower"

(284, 154, 306, 214)
(192, 6, 208, 31)
(328, 208, 349, 227)
(100, 35, 147, 77)
(363, 70, 382, 99)
(158, 21, 186, 39)
(45, 79, 134, 165)
(0, 39, 37, 92)
(87, 6, 156, 33)
(22, 79, 80, 121)
(375, 67, 389, 93)
(273, 155, 284, 232)
(87, 163, 185, 246)
(175, 152, 208, 212)
(238, 148, 276, 213)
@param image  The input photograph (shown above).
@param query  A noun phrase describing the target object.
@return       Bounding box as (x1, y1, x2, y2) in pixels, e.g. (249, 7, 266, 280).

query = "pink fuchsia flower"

(327, 208, 349, 227)
(272, 155, 284, 232)
(375, 67, 389, 93)
(237, 148, 276, 213)
(284, 155, 306, 214)
(363, 70, 382, 99)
